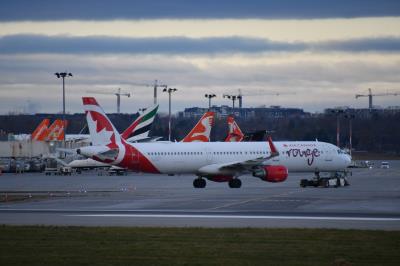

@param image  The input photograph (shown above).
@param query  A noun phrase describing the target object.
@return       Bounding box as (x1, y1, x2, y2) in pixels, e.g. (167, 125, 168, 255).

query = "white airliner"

(64, 107, 212, 170)
(77, 97, 351, 188)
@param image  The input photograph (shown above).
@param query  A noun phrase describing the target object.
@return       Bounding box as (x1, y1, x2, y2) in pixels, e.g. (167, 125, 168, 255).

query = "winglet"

(267, 136, 279, 156)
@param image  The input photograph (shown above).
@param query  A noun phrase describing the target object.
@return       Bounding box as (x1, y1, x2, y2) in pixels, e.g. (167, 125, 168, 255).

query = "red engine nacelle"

(206, 175, 234, 183)
(252, 165, 288, 182)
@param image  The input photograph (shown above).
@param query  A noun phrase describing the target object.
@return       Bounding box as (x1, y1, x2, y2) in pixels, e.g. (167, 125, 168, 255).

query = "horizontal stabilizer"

(97, 148, 119, 160)
(56, 148, 77, 154)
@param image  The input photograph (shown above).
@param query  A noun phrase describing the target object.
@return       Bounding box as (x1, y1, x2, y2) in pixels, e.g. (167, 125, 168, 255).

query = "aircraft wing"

(220, 155, 276, 171)
(198, 137, 279, 175)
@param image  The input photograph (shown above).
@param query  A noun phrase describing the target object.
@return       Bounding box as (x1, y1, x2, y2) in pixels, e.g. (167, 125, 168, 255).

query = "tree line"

(0, 112, 399, 154)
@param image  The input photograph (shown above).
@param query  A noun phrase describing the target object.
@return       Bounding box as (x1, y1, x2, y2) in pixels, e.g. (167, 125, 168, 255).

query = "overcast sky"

(0, 0, 400, 114)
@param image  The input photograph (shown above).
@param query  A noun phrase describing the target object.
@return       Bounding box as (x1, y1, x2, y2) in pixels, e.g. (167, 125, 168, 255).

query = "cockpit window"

(337, 149, 348, 155)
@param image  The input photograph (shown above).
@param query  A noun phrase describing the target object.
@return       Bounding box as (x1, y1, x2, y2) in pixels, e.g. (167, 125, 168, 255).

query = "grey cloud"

(1, 0, 399, 21)
(1, 35, 400, 55)
(0, 35, 305, 55)
(1, 54, 400, 88)
(314, 37, 400, 52)
(0, 54, 199, 86)
(1, 53, 400, 114)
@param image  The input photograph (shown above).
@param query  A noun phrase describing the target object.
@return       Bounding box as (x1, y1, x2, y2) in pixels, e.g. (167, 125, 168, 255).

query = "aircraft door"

(324, 149, 333, 162)
(205, 147, 213, 164)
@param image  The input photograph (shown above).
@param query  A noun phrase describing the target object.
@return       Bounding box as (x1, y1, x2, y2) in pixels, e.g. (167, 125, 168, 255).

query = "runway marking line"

(209, 189, 304, 210)
(67, 214, 400, 222)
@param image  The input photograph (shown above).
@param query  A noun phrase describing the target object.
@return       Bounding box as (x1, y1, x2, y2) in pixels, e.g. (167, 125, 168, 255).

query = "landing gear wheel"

(199, 178, 206, 188)
(228, 178, 242, 188)
(193, 179, 199, 188)
(335, 177, 340, 188)
(193, 178, 206, 188)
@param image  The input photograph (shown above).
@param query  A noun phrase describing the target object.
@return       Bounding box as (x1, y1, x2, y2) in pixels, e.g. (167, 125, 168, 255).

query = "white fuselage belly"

(131, 141, 350, 175)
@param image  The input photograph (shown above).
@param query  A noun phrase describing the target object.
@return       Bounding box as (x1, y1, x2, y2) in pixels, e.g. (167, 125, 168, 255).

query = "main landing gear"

(228, 178, 242, 188)
(300, 171, 349, 188)
(193, 178, 206, 188)
(193, 177, 242, 188)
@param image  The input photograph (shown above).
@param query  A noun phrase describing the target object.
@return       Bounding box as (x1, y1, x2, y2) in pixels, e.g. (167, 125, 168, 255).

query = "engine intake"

(252, 165, 288, 182)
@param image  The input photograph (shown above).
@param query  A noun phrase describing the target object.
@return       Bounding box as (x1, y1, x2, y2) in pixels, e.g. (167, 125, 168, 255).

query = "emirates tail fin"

(31, 119, 50, 141)
(224, 115, 244, 142)
(121, 104, 158, 142)
(181, 111, 214, 142)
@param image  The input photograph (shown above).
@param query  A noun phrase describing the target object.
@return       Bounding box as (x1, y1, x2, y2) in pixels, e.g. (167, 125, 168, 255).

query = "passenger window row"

(148, 151, 269, 156)
(213, 151, 269, 155)
(148, 151, 203, 156)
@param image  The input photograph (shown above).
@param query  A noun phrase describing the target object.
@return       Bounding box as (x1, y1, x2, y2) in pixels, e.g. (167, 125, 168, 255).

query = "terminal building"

(324, 106, 400, 118)
(180, 105, 309, 119)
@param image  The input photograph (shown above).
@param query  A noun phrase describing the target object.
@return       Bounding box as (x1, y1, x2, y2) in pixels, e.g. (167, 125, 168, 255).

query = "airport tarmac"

(0, 160, 399, 230)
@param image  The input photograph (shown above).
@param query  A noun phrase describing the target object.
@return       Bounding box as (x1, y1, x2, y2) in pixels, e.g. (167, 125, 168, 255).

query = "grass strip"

(0, 226, 399, 265)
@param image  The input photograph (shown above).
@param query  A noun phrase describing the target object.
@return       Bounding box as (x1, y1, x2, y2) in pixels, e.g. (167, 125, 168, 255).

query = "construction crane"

(236, 89, 296, 108)
(131, 80, 167, 105)
(355, 88, 399, 111)
(86, 88, 131, 113)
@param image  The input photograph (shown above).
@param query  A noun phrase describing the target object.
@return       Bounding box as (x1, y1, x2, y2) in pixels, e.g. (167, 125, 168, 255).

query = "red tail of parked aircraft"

(46, 119, 67, 141)
(225, 115, 244, 142)
(31, 119, 50, 141)
(181, 112, 214, 142)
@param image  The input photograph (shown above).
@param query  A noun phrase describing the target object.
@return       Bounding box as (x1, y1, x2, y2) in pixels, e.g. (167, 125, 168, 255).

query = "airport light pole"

(163, 88, 177, 141)
(345, 114, 355, 156)
(54, 72, 73, 144)
(223, 94, 241, 109)
(204, 94, 216, 110)
(330, 109, 344, 148)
